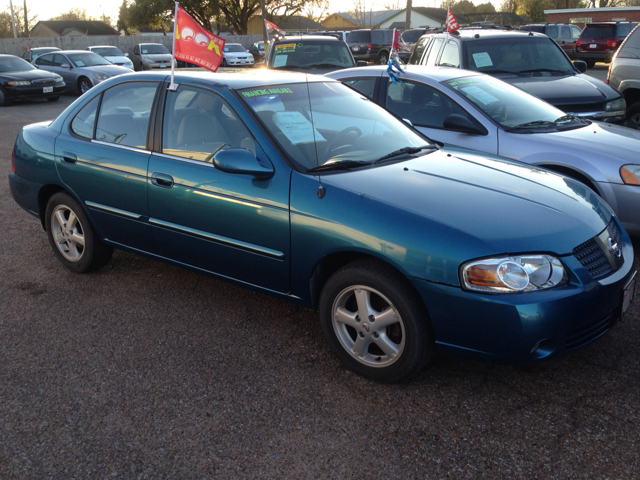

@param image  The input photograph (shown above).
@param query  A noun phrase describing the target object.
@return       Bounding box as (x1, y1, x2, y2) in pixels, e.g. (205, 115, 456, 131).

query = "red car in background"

(575, 21, 637, 68)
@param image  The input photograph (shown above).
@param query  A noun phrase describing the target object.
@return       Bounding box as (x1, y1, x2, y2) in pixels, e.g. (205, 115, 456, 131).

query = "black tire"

(319, 259, 434, 382)
(0, 86, 11, 106)
(78, 77, 92, 94)
(585, 60, 596, 69)
(45, 192, 113, 273)
(222, 58, 228, 67)
(377, 51, 389, 65)
(47, 96, 60, 102)
(626, 101, 640, 130)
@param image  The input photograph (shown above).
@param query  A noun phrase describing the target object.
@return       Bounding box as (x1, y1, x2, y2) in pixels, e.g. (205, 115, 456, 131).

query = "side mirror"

(573, 60, 587, 73)
(403, 118, 413, 126)
(61, 63, 71, 69)
(213, 148, 274, 179)
(357, 60, 368, 67)
(443, 114, 484, 135)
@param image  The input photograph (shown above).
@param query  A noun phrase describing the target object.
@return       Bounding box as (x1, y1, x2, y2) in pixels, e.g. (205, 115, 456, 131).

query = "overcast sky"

(2, 0, 490, 28)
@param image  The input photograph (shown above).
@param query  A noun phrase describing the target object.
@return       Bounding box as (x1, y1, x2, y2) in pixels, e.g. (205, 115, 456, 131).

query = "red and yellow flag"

(174, 5, 225, 72)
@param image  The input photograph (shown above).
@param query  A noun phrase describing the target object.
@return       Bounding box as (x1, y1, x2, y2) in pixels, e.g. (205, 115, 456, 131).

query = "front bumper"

(5, 83, 66, 101)
(410, 223, 635, 363)
(226, 58, 254, 66)
(596, 181, 640, 236)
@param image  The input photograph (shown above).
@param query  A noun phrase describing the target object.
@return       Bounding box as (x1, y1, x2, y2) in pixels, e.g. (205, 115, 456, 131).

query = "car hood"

(89, 65, 134, 76)
(499, 73, 620, 107)
(320, 147, 611, 263)
(2, 69, 60, 81)
(501, 121, 640, 183)
(142, 53, 172, 61)
(103, 55, 131, 64)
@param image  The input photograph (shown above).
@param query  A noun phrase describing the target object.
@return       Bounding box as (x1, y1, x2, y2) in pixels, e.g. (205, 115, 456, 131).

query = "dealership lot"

(1, 91, 640, 477)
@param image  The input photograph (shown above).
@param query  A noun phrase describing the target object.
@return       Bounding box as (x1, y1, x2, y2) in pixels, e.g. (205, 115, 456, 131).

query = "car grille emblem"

(608, 237, 621, 257)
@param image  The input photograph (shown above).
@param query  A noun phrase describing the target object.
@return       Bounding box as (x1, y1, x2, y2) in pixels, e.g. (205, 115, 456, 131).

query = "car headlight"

(620, 164, 640, 185)
(55, 76, 64, 84)
(461, 255, 567, 293)
(605, 97, 626, 112)
(125, 61, 134, 68)
(93, 72, 109, 80)
(142, 56, 154, 63)
(7, 80, 31, 86)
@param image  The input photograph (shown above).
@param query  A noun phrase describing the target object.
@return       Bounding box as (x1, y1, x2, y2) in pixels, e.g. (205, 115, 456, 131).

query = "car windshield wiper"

(554, 113, 586, 124)
(374, 145, 436, 164)
(505, 120, 558, 131)
(306, 160, 372, 172)
(516, 68, 568, 74)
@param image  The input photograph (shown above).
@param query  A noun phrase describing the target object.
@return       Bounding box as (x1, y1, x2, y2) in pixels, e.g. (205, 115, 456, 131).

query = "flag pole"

(169, 1, 179, 91)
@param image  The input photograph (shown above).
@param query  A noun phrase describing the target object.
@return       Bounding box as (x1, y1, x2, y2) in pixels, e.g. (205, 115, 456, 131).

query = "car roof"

(138, 43, 165, 46)
(88, 45, 120, 48)
(426, 29, 549, 41)
(328, 64, 483, 83)
(108, 70, 340, 90)
(46, 50, 98, 55)
(274, 35, 341, 42)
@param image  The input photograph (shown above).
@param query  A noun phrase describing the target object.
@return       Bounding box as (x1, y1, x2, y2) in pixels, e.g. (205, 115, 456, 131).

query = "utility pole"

(9, 0, 18, 38)
(23, 0, 28, 37)
(261, 0, 268, 53)
(405, 0, 412, 30)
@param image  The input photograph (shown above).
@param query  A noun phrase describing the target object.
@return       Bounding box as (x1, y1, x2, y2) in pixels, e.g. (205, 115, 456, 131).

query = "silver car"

(87, 45, 134, 70)
(131, 43, 176, 71)
(222, 43, 254, 68)
(34, 50, 132, 94)
(328, 65, 640, 235)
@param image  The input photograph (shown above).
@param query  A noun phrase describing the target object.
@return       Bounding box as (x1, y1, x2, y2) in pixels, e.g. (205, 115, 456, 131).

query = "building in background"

(545, 7, 640, 28)
(30, 20, 120, 37)
(321, 10, 401, 30)
(247, 15, 326, 35)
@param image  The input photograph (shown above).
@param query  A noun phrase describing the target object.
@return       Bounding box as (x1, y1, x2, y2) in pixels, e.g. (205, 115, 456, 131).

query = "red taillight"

(607, 39, 617, 48)
(577, 39, 582, 46)
(11, 150, 15, 173)
(367, 43, 373, 51)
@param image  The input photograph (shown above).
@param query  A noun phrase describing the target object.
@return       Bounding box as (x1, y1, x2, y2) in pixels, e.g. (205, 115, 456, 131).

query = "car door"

(146, 83, 290, 292)
(54, 80, 160, 251)
(383, 79, 498, 155)
(53, 53, 75, 85)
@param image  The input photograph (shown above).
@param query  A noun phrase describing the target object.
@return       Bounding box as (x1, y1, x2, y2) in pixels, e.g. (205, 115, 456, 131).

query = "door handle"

(151, 172, 174, 188)
(61, 152, 77, 164)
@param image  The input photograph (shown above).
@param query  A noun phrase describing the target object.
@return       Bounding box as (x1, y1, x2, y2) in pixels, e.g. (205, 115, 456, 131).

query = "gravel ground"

(1, 92, 639, 479)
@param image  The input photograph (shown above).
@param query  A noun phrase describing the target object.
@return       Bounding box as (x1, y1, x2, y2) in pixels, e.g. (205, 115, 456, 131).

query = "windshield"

(0, 56, 36, 72)
(443, 75, 586, 131)
(464, 36, 574, 75)
(68, 52, 112, 67)
(269, 42, 355, 69)
(92, 47, 124, 56)
(141, 44, 169, 54)
(239, 82, 432, 172)
(225, 44, 247, 53)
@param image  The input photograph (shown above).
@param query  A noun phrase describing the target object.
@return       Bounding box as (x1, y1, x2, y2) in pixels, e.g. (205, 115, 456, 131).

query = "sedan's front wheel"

(626, 102, 640, 130)
(45, 193, 113, 273)
(78, 77, 92, 94)
(0, 86, 11, 106)
(319, 259, 434, 382)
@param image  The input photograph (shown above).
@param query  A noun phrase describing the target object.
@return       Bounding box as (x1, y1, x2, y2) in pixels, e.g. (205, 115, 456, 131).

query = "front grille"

(573, 218, 623, 279)
(566, 312, 616, 350)
(573, 238, 611, 279)
(32, 78, 55, 85)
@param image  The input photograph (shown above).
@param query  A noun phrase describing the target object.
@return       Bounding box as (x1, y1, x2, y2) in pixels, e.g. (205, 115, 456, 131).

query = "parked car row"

(8, 69, 637, 383)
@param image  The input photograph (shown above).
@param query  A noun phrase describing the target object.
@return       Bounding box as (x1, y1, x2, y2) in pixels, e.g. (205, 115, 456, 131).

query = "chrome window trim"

(91, 139, 151, 155)
(152, 152, 217, 167)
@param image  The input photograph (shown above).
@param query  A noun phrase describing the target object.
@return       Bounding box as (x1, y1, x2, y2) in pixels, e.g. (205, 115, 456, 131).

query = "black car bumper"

(574, 50, 616, 63)
(5, 83, 66, 101)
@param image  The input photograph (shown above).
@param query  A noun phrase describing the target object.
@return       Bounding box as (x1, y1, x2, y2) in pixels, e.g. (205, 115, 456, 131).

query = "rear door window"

(439, 41, 460, 67)
(546, 26, 559, 39)
(560, 26, 572, 39)
(424, 38, 444, 66)
(409, 36, 431, 64)
(341, 77, 378, 99)
(618, 25, 640, 58)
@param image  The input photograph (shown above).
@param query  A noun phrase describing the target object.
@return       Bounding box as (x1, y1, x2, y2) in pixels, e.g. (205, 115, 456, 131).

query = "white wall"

(380, 12, 443, 29)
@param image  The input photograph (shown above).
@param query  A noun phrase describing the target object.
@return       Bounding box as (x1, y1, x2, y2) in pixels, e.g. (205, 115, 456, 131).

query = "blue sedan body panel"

(7, 70, 636, 366)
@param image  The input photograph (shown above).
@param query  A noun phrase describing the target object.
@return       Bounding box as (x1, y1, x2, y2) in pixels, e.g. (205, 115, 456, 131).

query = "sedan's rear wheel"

(319, 259, 434, 382)
(78, 77, 92, 94)
(45, 192, 113, 273)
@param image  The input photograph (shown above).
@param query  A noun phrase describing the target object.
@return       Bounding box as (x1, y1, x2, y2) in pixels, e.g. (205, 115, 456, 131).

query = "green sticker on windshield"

(242, 87, 294, 98)
(275, 43, 296, 53)
(448, 79, 478, 87)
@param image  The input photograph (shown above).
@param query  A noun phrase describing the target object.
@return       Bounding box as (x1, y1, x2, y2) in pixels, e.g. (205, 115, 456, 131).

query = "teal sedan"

(8, 71, 637, 382)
